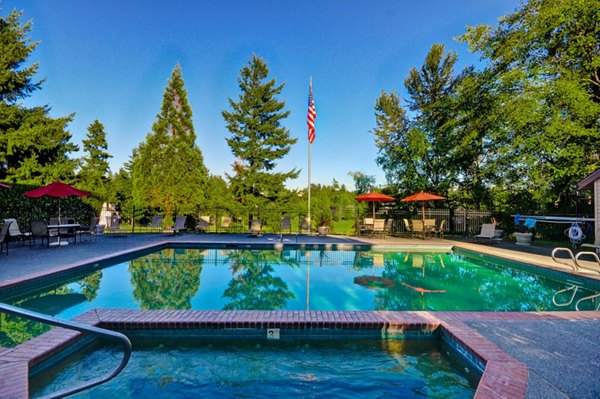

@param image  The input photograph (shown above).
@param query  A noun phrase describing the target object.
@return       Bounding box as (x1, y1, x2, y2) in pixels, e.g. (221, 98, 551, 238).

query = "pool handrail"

(0, 302, 132, 399)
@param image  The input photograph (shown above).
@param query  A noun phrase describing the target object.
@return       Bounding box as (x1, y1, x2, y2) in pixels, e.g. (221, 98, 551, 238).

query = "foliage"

(131, 65, 209, 224)
(0, 8, 78, 184)
(458, 0, 600, 212)
(348, 171, 375, 194)
(222, 55, 298, 217)
(77, 120, 112, 212)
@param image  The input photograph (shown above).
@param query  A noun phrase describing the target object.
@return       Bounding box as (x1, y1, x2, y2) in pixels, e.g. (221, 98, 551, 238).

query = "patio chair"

(431, 219, 446, 238)
(29, 220, 54, 248)
(196, 215, 210, 233)
(167, 216, 187, 234)
(473, 223, 496, 244)
(280, 216, 292, 234)
(77, 217, 99, 242)
(299, 217, 312, 234)
(248, 219, 262, 237)
(106, 214, 128, 237)
(358, 217, 374, 236)
(4, 218, 30, 244)
(219, 216, 232, 233)
(411, 219, 426, 239)
(150, 215, 164, 232)
(0, 220, 12, 255)
(372, 219, 386, 238)
(383, 219, 394, 238)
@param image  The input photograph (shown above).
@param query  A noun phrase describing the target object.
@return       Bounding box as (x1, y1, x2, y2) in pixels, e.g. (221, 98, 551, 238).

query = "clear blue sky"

(9, 0, 520, 190)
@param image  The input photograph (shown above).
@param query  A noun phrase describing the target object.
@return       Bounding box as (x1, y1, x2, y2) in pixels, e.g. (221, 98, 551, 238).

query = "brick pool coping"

(6, 310, 600, 398)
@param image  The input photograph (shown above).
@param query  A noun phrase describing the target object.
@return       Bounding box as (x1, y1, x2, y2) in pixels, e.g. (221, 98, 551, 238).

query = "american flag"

(307, 82, 316, 144)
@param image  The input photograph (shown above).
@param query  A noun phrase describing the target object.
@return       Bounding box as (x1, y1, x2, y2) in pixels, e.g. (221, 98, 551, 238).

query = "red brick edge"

(6, 309, 597, 399)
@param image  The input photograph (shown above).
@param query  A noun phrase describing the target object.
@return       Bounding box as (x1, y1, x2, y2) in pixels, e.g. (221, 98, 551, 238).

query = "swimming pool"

(5, 246, 599, 321)
(30, 336, 479, 398)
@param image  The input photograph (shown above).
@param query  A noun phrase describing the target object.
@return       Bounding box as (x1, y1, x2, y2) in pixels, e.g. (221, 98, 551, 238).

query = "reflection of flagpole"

(307, 77, 316, 225)
(306, 251, 311, 310)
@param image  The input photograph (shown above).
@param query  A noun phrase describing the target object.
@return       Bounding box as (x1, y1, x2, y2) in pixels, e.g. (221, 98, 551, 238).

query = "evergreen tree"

(222, 55, 298, 215)
(0, 8, 78, 184)
(131, 64, 208, 222)
(78, 119, 112, 210)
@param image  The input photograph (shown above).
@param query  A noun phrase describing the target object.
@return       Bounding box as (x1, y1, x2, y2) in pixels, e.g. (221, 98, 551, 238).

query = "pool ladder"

(551, 247, 600, 274)
(0, 303, 132, 399)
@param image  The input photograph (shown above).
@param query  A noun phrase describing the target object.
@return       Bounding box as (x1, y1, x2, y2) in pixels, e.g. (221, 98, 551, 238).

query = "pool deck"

(1, 232, 599, 398)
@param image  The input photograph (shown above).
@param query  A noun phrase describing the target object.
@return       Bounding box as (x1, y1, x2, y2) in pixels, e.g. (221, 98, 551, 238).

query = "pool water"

(7, 248, 600, 318)
(30, 338, 478, 398)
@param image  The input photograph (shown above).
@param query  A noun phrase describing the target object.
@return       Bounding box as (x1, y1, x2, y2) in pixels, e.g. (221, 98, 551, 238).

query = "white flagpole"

(308, 77, 313, 226)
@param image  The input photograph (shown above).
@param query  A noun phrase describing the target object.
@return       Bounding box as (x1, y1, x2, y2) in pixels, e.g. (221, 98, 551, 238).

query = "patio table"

(48, 223, 80, 246)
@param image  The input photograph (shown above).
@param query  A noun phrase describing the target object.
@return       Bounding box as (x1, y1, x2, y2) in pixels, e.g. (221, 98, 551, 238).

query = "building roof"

(577, 169, 600, 190)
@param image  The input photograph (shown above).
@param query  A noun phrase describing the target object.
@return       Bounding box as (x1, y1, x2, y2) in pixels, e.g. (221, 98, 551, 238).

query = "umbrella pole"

(372, 202, 375, 220)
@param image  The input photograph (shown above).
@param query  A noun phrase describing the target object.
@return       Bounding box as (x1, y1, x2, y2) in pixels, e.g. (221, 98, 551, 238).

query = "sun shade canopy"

(401, 191, 446, 202)
(354, 192, 396, 202)
(24, 181, 89, 198)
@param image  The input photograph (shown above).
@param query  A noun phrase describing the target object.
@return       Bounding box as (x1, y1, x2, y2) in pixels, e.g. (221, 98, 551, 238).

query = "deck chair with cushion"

(473, 223, 496, 244)
(383, 219, 394, 238)
(372, 219, 386, 238)
(248, 219, 262, 237)
(411, 219, 426, 239)
(0, 220, 12, 254)
(4, 218, 30, 244)
(431, 219, 446, 238)
(196, 215, 210, 233)
(150, 215, 164, 232)
(167, 216, 187, 234)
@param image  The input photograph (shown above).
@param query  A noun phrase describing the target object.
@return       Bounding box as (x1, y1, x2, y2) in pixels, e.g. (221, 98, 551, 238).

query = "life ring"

(566, 223, 585, 244)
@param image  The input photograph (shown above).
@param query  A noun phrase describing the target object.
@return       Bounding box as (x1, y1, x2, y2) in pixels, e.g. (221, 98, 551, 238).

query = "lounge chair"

(167, 216, 187, 234)
(219, 216, 232, 233)
(77, 217, 99, 242)
(4, 218, 30, 244)
(581, 238, 600, 254)
(280, 217, 292, 234)
(383, 219, 394, 238)
(196, 215, 210, 233)
(403, 218, 413, 237)
(150, 215, 164, 232)
(248, 219, 262, 236)
(473, 223, 496, 244)
(0, 220, 12, 254)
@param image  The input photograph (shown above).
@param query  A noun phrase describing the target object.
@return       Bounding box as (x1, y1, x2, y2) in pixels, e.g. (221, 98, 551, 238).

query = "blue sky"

(9, 0, 520, 190)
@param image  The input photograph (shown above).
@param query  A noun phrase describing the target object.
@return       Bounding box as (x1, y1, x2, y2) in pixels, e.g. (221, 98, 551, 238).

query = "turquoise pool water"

(6, 247, 600, 319)
(31, 338, 478, 398)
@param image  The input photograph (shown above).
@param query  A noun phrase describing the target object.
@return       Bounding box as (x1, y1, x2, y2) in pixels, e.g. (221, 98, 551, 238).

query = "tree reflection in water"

(129, 248, 204, 310)
(222, 250, 296, 310)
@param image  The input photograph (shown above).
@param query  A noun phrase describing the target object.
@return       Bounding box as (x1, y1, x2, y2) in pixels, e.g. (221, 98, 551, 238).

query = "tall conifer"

(222, 55, 298, 213)
(78, 120, 112, 209)
(0, 9, 78, 183)
(132, 65, 208, 221)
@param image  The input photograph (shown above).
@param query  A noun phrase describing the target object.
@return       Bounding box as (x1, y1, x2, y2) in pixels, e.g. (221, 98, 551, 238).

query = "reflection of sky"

(14, 248, 600, 319)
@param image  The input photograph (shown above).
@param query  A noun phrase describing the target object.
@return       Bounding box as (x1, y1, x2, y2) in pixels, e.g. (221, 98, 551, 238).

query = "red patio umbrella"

(355, 191, 396, 219)
(24, 181, 89, 221)
(400, 191, 446, 221)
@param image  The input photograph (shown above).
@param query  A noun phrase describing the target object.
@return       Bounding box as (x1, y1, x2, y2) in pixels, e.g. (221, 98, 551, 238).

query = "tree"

(348, 171, 375, 194)
(78, 120, 112, 211)
(0, 8, 78, 184)
(459, 0, 600, 212)
(131, 65, 208, 222)
(222, 55, 298, 215)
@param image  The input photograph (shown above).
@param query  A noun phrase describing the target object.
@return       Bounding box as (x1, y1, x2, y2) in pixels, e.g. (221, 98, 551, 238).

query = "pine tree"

(78, 119, 112, 210)
(0, 9, 78, 184)
(222, 55, 298, 214)
(132, 64, 208, 221)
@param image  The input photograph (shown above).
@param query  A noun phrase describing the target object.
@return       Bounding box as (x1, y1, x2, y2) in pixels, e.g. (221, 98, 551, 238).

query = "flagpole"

(307, 76, 313, 226)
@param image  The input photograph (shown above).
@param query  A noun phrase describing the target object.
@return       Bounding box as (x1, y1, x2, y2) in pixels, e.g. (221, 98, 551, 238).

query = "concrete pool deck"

(1, 232, 599, 398)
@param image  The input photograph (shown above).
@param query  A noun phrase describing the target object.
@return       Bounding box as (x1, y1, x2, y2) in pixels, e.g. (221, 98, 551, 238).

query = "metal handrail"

(0, 303, 132, 399)
(552, 285, 579, 307)
(551, 247, 580, 270)
(575, 292, 600, 311)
